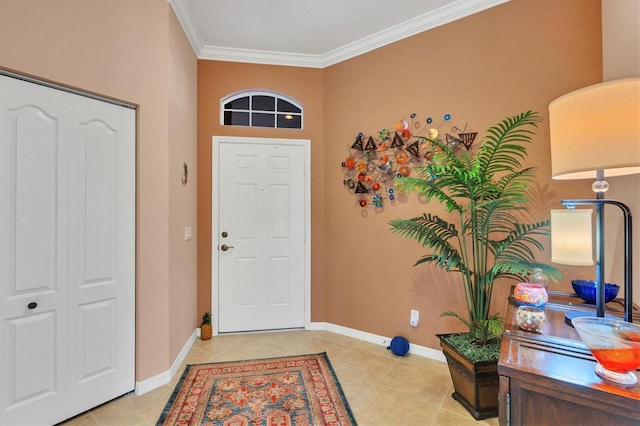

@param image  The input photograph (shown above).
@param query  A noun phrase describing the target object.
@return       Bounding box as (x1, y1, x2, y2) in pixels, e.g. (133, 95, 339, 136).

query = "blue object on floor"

(387, 336, 410, 356)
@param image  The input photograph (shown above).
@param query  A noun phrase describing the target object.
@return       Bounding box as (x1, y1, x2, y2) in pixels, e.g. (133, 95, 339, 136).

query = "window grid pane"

(277, 99, 301, 113)
(277, 114, 302, 129)
(224, 96, 249, 110)
(252, 95, 276, 112)
(252, 112, 276, 127)
(224, 111, 250, 126)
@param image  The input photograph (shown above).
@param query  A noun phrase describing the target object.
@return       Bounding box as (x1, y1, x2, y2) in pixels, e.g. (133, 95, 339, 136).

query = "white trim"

(322, 0, 509, 67)
(200, 46, 324, 68)
(167, 0, 203, 57)
(134, 323, 445, 395)
(211, 136, 311, 336)
(307, 322, 447, 363)
(134, 329, 197, 395)
(170, 0, 509, 68)
(134, 370, 170, 397)
(0, 70, 136, 109)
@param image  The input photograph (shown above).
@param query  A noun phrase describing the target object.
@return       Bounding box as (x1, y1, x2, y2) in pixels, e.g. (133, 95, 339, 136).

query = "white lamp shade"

(551, 209, 594, 266)
(549, 78, 640, 180)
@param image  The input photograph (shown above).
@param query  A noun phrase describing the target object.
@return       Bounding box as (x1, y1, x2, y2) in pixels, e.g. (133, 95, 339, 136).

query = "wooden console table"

(498, 291, 640, 425)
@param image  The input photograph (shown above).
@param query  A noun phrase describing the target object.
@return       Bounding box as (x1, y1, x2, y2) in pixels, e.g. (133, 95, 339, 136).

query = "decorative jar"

(514, 282, 548, 308)
(516, 306, 547, 333)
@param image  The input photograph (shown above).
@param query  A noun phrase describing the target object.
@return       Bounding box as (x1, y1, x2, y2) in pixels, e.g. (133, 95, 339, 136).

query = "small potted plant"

(200, 311, 212, 341)
(389, 111, 560, 419)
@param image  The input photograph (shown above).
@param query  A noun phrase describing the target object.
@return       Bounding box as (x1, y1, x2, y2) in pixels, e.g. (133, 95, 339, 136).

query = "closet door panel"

(0, 80, 68, 425)
(66, 92, 135, 418)
(6, 312, 58, 400)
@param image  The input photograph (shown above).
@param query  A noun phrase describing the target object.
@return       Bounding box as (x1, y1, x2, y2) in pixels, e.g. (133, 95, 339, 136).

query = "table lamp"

(549, 78, 639, 323)
(550, 208, 594, 266)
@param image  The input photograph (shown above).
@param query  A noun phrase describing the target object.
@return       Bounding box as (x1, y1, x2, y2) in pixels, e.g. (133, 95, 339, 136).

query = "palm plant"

(389, 111, 560, 347)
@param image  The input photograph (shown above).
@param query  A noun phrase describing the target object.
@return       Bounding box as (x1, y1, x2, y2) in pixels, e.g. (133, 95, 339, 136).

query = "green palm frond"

(491, 221, 551, 259)
(389, 111, 561, 346)
(471, 314, 505, 344)
(389, 213, 457, 245)
(416, 251, 467, 273)
(395, 175, 465, 213)
(478, 111, 541, 176)
(389, 214, 468, 272)
(440, 310, 471, 328)
(493, 169, 537, 199)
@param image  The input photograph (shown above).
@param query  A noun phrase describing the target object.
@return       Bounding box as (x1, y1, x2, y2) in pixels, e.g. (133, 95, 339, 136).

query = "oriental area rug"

(157, 352, 357, 426)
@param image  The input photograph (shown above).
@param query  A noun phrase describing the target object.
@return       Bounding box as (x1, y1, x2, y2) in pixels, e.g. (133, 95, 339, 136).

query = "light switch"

(184, 226, 192, 241)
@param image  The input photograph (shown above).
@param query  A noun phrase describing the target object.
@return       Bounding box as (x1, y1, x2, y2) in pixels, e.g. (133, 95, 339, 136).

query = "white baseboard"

(135, 323, 445, 395)
(308, 322, 446, 363)
(135, 329, 198, 395)
(134, 369, 171, 396)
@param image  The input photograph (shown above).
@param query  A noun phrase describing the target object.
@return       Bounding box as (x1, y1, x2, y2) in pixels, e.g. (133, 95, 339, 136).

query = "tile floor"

(61, 330, 500, 426)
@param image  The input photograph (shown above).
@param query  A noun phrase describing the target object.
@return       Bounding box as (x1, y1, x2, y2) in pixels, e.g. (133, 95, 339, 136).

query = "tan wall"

(196, 62, 326, 321)
(0, 0, 198, 381)
(196, 0, 604, 351)
(602, 0, 640, 80)
(320, 0, 602, 350)
(602, 0, 640, 306)
(168, 8, 199, 364)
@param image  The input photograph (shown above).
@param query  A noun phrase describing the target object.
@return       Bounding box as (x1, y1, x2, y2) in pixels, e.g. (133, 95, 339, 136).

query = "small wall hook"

(182, 162, 188, 186)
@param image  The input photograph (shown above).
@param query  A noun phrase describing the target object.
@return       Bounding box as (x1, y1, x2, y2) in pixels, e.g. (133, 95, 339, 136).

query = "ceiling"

(169, 0, 509, 68)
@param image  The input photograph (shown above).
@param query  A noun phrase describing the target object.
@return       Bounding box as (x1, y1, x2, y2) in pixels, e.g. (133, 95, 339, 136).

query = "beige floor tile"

(349, 384, 440, 426)
(58, 330, 501, 425)
(432, 407, 486, 426)
(380, 357, 452, 403)
(59, 413, 101, 426)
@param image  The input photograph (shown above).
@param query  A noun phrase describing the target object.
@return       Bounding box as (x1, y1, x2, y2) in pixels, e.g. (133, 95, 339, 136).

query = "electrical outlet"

(410, 309, 419, 327)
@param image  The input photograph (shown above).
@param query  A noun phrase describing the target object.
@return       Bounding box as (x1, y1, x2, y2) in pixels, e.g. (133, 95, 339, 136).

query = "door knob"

(220, 244, 234, 251)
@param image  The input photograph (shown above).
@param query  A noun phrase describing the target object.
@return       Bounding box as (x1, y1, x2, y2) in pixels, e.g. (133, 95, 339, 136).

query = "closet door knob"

(27, 302, 38, 310)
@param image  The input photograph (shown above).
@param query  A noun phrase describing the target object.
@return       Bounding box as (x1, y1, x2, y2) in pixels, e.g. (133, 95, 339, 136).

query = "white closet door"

(0, 75, 135, 425)
(0, 78, 69, 425)
(64, 87, 135, 417)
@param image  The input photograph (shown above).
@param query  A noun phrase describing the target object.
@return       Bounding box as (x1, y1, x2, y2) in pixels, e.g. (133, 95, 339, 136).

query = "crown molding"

(170, 0, 509, 68)
(321, 0, 510, 67)
(169, 0, 203, 55)
(198, 46, 325, 68)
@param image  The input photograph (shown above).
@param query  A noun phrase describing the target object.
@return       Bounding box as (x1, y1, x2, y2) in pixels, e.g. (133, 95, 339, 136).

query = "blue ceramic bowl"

(571, 279, 620, 305)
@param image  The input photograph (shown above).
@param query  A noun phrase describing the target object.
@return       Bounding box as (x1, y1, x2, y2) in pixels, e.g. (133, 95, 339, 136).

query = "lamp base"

(564, 310, 616, 327)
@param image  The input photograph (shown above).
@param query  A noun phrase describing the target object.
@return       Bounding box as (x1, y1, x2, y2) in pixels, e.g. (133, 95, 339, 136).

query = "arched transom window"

(221, 91, 303, 129)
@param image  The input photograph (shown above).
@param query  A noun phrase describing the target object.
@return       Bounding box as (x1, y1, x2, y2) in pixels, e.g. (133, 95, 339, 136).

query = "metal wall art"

(341, 113, 476, 209)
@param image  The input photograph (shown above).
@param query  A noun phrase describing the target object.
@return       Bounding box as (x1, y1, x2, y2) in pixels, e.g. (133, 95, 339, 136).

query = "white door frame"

(211, 136, 311, 335)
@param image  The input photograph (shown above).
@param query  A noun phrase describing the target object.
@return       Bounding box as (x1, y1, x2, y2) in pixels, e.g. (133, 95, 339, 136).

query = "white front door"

(0, 74, 135, 425)
(213, 136, 309, 333)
